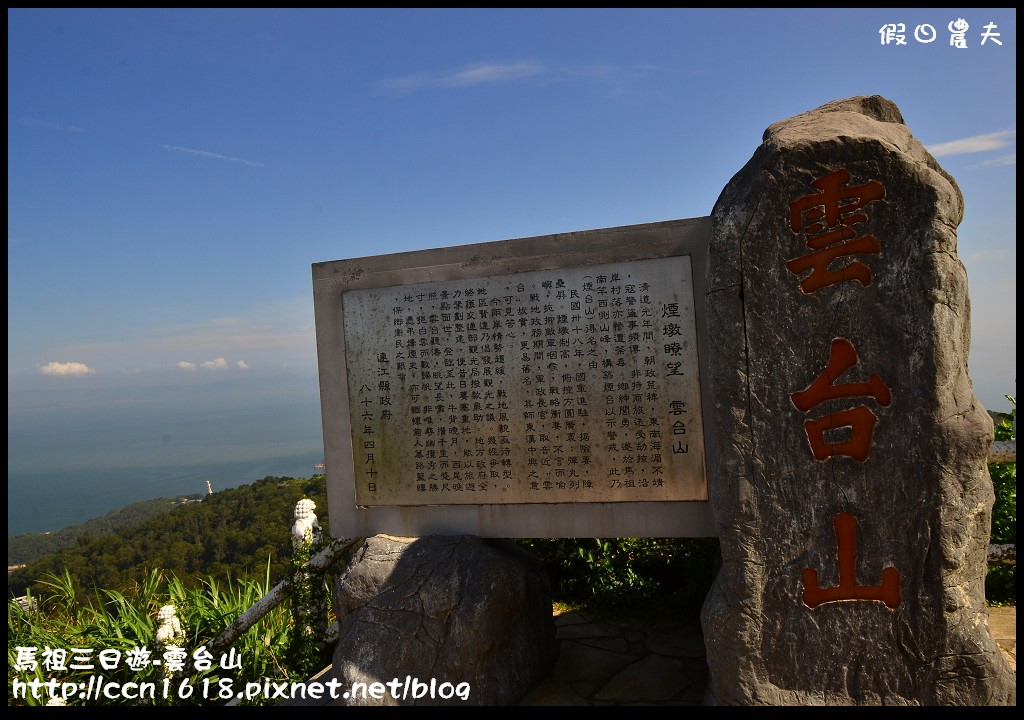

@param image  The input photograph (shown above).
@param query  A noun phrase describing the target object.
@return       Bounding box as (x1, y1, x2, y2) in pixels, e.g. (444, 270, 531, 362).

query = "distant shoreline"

(8, 451, 324, 538)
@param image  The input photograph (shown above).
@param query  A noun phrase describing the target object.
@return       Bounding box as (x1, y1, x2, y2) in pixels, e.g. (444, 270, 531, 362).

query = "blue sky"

(7, 9, 1017, 497)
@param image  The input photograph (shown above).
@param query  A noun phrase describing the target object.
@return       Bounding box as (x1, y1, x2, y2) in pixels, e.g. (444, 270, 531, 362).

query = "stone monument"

(701, 96, 1015, 704)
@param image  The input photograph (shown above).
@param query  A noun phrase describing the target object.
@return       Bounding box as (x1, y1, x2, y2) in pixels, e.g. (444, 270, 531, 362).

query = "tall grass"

(8, 564, 297, 706)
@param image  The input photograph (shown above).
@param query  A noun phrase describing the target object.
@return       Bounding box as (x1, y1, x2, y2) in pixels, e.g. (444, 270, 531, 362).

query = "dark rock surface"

(329, 534, 557, 705)
(520, 610, 708, 706)
(702, 95, 1015, 705)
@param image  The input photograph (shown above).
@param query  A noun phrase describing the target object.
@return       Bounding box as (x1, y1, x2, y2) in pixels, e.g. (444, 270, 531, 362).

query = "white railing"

(204, 533, 360, 656)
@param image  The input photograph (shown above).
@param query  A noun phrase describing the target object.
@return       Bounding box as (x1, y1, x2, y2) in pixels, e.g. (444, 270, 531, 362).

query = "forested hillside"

(7, 496, 203, 566)
(8, 475, 328, 600)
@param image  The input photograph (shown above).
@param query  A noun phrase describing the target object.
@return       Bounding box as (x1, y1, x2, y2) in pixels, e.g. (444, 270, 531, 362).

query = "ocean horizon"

(7, 451, 326, 537)
(7, 373, 329, 537)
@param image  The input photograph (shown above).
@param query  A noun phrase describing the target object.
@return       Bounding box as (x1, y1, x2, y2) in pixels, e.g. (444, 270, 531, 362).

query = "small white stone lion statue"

(291, 498, 322, 547)
(155, 604, 184, 645)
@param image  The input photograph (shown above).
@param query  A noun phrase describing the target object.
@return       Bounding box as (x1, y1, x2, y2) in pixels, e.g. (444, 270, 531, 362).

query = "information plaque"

(313, 218, 716, 537)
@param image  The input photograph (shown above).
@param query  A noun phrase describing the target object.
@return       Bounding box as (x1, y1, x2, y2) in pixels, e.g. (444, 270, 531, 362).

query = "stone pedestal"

(329, 535, 557, 706)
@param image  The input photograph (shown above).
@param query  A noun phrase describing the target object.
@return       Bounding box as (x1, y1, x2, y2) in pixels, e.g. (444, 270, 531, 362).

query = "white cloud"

(967, 249, 1011, 262)
(975, 153, 1016, 168)
(160, 144, 264, 168)
(200, 357, 229, 370)
(38, 361, 96, 376)
(927, 129, 1015, 157)
(21, 117, 64, 130)
(378, 60, 546, 96)
(20, 117, 88, 133)
(211, 316, 246, 327)
(377, 60, 660, 98)
(50, 298, 318, 377)
(121, 368, 142, 375)
(444, 61, 545, 88)
(237, 360, 250, 370)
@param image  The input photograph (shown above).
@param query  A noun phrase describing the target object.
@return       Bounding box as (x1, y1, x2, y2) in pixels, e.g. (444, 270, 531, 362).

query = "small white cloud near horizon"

(160, 144, 264, 168)
(121, 368, 142, 375)
(47, 298, 318, 378)
(38, 361, 96, 376)
(237, 360, 250, 370)
(927, 129, 1015, 157)
(200, 357, 229, 370)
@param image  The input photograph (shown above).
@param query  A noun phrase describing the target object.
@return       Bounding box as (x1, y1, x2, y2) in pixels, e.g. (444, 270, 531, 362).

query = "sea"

(7, 377, 327, 537)
(8, 453, 326, 538)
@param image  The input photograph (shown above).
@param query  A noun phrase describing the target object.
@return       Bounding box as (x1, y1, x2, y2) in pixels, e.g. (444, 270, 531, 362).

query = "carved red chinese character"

(791, 338, 892, 461)
(803, 512, 900, 609)
(787, 169, 885, 293)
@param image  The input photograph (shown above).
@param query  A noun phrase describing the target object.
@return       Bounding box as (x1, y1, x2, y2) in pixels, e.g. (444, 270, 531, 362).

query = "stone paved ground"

(287, 604, 1014, 706)
(990, 605, 1016, 673)
(520, 609, 708, 705)
(521, 605, 1016, 706)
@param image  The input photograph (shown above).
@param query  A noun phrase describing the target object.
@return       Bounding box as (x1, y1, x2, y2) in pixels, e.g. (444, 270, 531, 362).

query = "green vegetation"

(8, 496, 202, 567)
(286, 528, 330, 679)
(8, 476, 328, 601)
(8, 478, 338, 707)
(524, 395, 1019, 616)
(986, 397, 1016, 605)
(518, 537, 719, 621)
(8, 568, 305, 706)
(7, 402, 1014, 707)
